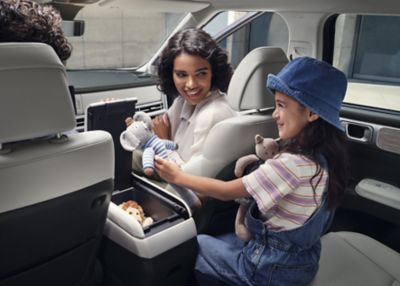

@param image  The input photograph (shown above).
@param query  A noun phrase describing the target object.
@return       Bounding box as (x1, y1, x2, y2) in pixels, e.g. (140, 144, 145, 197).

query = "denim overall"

(195, 195, 334, 286)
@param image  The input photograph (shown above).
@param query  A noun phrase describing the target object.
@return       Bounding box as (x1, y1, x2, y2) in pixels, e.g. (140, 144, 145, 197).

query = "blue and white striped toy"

(120, 111, 178, 177)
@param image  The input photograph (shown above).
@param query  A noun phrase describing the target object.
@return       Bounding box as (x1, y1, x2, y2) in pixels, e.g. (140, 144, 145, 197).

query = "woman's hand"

(125, 117, 133, 127)
(153, 113, 170, 139)
(154, 156, 182, 184)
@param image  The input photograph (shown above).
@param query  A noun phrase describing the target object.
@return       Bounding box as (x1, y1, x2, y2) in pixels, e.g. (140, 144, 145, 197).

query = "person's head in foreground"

(0, 0, 72, 62)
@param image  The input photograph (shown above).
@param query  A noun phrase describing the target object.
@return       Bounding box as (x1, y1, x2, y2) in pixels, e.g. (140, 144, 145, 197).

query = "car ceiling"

(43, 0, 400, 21)
(194, 0, 400, 14)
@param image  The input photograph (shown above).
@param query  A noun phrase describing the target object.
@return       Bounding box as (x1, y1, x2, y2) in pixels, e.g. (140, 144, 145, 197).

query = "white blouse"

(166, 90, 237, 165)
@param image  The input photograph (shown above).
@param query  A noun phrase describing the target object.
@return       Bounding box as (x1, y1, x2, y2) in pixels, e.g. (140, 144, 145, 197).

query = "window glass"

(203, 12, 248, 36)
(66, 5, 185, 70)
(333, 14, 400, 111)
(204, 12, 288, 69)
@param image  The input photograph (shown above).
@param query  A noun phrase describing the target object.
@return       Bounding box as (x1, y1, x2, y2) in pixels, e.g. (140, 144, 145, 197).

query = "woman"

(128, 28, 236, 165)
(127, 28, 237, 208)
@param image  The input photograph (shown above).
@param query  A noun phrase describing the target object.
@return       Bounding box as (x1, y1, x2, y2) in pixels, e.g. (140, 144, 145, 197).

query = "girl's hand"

(154, 156, 182, 184)
(153, 113, 170, 139)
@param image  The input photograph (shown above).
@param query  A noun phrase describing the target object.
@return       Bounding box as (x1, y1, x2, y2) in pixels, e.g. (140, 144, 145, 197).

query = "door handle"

(343, 122, 373, 143)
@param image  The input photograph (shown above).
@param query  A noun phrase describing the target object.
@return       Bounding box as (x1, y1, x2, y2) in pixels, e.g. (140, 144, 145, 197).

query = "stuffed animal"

(119, 200, 154, 228)
(234, 134, 279, 241)
(120, 111, 178, 176)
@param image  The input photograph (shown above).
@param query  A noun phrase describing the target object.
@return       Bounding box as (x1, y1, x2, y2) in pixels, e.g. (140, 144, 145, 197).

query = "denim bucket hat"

(267, 57, 347, 131)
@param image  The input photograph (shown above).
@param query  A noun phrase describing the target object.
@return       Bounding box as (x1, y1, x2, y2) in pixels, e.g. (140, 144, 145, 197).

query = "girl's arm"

(154, 156, 249, 201)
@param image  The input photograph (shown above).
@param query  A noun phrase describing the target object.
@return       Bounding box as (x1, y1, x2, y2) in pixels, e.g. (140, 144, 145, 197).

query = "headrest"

(0, 43, 75, 144)
(227, 47, 288, 111)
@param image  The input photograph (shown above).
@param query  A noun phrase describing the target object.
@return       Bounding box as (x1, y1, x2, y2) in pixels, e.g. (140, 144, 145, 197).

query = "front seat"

(183, 46, 288, 179)
(0, 43, 114, 286)
(182, 47, 288, 234)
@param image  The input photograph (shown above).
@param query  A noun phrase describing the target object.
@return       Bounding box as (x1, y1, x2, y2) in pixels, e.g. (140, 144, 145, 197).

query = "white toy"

(120, 111, 178, 176)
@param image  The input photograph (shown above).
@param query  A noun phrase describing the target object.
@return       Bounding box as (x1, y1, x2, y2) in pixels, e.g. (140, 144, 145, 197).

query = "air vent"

(135, 102, 165, 116)
(75, 114, 85, 132)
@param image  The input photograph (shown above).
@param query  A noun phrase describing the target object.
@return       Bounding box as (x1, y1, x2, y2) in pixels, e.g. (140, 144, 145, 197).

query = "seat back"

(183, 47, 288, 178)
(183, 47, 288, 234)
(227, 46, 289, 112)
(0, 43, 114, 286)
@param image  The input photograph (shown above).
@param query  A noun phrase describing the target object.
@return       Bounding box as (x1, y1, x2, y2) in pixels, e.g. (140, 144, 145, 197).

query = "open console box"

(85, 98, 198, 286)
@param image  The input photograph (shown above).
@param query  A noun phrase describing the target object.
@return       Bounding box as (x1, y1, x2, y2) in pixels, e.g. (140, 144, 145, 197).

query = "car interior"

(1, 0, 400, 285)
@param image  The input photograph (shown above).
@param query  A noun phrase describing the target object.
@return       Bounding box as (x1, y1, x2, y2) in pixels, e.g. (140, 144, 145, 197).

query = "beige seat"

(311, 231, 400, 286)
(182, 47, 288, 233)
(182, 46, 288, 178)
(0, 43, 114, 286)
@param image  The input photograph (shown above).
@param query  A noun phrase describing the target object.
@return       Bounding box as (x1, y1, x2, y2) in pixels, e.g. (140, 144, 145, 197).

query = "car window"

(203, 11, 248, 36)
(333, 14, 400, 112)
(204, 12, 289, 69)
(66, 5, 185, 70)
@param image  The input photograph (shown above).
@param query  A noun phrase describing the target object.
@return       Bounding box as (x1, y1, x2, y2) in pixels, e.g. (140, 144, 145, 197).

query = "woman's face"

(172, 53, 212, 106)
(272, 92, 318, 140)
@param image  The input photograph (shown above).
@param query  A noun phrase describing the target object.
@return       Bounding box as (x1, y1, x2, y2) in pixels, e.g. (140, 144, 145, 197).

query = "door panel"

(334, 108, 400, 252)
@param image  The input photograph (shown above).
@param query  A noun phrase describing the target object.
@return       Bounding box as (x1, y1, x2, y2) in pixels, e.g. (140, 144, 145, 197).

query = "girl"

(155, 57, 349, 285)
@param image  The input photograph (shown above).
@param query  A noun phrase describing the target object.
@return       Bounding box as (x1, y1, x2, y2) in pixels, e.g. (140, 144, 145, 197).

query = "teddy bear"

(234, 134, 279, 241)
(120, 111, 178, 177)
(119, 200, 154, 228)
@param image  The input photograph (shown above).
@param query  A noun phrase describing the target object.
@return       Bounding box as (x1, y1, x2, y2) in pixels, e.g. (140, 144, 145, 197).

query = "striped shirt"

(242, 152, 328, 231)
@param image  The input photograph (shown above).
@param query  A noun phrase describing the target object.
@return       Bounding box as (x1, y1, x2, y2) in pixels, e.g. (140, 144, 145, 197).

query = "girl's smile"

(273, 92, 319, 140)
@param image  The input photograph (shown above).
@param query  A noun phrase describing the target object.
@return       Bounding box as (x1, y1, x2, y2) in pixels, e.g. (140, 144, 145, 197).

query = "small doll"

(119, 200, 154, 227)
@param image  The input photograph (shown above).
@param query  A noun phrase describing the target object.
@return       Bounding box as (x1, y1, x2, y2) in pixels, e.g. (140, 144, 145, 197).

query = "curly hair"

(0, 0, 72, 61)
(157, 28, 233, 100)
(280, 119, 350, 209)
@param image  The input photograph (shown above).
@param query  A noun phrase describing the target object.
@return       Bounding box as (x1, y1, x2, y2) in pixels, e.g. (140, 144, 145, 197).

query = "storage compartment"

(101, 174, 198, 286)
(110, 181, 188, 238)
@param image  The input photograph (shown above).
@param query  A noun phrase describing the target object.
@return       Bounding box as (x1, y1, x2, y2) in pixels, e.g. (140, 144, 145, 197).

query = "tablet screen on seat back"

(86, 98, 137, 191)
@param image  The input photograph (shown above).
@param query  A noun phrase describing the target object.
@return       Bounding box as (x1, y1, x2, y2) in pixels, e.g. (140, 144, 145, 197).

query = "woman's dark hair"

(0, 0, 72, 61)
(281, 119, 349, 209)
(157, 28, 233, 99)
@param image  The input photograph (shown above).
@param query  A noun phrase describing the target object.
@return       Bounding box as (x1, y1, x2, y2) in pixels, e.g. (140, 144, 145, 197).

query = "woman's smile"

(173, 53, 212, 106)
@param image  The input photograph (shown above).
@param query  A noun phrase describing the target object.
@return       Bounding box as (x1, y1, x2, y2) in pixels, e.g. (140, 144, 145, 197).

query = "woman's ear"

(307, 111, 320, 122)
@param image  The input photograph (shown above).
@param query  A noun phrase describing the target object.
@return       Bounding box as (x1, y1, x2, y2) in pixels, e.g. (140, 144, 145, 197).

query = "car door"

(327, 13, 400, 252)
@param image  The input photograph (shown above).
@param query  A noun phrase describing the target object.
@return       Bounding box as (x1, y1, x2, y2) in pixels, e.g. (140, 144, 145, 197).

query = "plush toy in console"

(119, 200, 154, 227)
(120, 111, 178, 177)
(234, 134, 279, 241)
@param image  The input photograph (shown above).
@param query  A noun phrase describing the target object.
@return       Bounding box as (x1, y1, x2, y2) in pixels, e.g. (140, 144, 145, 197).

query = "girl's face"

(272, 92, 319, 140)
(173, 53, 212, 106)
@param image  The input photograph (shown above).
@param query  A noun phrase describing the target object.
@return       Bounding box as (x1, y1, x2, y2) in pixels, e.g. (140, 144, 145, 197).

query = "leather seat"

(311, 231, 400, 286)
(183, 47, 288, 234)
(0, 43, 114, 286)
(183, 46, 288, 178)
